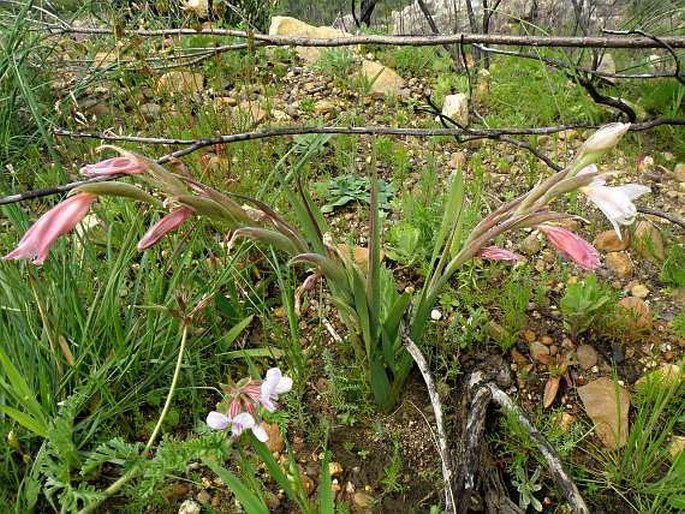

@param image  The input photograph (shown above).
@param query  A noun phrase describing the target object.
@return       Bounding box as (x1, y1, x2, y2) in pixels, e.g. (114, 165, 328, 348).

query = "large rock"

(155, 71, 204, 96)
(633, 220, 665, 262)
(269, 16, 351, 64)
(441, 93, 469, 126)
(578, 377, 630, 449)
(360, 59, 405, 97)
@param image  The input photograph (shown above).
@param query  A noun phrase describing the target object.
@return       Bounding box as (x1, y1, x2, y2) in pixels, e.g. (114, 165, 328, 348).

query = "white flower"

(260, 368, 293, 412)
(579, 166, 650, 239)
(581, 123, 630, 154)
(206, 411, 268, 442)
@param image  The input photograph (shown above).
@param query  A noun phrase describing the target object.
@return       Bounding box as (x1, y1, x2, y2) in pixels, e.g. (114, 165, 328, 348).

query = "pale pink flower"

(4, 193, 97, 265)
(137, 207, 194, 250)
(578, 167, 650, 239)
(80, 156, 146, 177)
(206, 411, 268, 441)
(260, 368, 293, 412)
(539, 225, 600, 270)
(477, 246, 525, 263)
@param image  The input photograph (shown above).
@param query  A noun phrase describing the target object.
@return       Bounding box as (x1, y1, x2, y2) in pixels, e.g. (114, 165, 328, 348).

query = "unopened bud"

(571, 122, 630, 173)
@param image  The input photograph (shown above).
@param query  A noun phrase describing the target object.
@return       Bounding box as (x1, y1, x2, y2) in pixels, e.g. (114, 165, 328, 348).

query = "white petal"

(232, 412, 256, 429)
(577, 164, 598, 176)
(275, 376, 293, 394)
(206, 411, 230, 430)
(612, 184, 651, 201)
(251, 423, 269, 442)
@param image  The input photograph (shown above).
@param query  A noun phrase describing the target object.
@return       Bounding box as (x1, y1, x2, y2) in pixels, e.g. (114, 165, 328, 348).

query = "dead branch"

(637, 207, 685, 229)
(2, 118, 683, 206)
(401, 324, 456, 514)
(37, 24, 685, 49)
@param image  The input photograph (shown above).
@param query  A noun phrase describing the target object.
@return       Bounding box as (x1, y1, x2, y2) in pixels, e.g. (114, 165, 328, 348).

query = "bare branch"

(38, 24, 685, 49)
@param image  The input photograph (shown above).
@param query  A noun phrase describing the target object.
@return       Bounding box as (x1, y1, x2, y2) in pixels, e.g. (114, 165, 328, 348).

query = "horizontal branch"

(44, 24, 685, 49)
(3, 118, 683, 206)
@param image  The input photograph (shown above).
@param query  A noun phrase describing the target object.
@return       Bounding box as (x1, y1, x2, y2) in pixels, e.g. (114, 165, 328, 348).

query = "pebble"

(631, 283, 649, 298)
(530, 341, 551, 364)
(353, 492, 374, 511)
(618, 297, 652, 331)
(576, 344, 599, 370)
(519, 232, 541, 256)
(178, 500, 201, 514)
(594, 230, 630, 252)
(633, 221, 665, 261)
(430, 309, 442, 321)
(196, 490, 211, 505)
(606, 252, 633, 278)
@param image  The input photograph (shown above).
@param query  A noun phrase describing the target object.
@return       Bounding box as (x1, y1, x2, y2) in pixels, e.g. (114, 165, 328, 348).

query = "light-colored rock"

(440, 93, 469, 126)
(674, 163, 685, 182)
(139, 103, 161, 121)
(352, 491, 374, 512)
(178, 499, 201, 514)
(530, 341, 550, 364)
(449, 151, 466, 169)
(236, 102, 267, 125)
(329, 461, 344, 477)
(182, 0, 209, 17)
(630, 283, 649, 299)
(669, 435, 685, 459)
(633, 220, 665, 261)
(576, 344, 599, 370)
(269, 16, 351, 64)
(335, 244, 384, 269)
(314, 99, 336, 115)
(578, 377, 630, 449)
(360, 59, 405, 97)
(636, 364, 682, 389)
(606, 252, 633, 278)
(155, 71, 204, 96)
(519, 232, 541, 256)
(617, 297, 652, 331)
(196, 490, 211, 504)
(594, 230, 630, 252)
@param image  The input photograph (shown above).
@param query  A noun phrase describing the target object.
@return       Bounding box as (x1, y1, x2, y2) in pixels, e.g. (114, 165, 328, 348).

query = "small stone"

(524, 329, 537, 343)
(155, 71, 204, 96)
(541, 335, 554, 346)
(360, 59, 405, 97)
(196, 490, 211, 504)
(606, 252, 633, 278)
(669, 436, 685, 459)
(530, 341, 551, 364)
(594, 230, 630, 252)
(578, 377, 630, 449)
(519, 232, 541, 256)
(139, 102, 161, 121)
(264, 422, 285, 454)
(352, 492, 374, 511)
(430, 309, 442, 321)
(674, 162, 685, 182)
(440, 93, 469, 126)
(631, 284, 649, 298)
(329, 461, 343, 477)
(617, 297, 652, 331)
(636, 364, 682, 389)
(178, 500, 201, 514)
(633, 221, 665, 261)
(313, 99, 336, 115)
(576, 344, 599, 370)
(448, 151, 466, 169)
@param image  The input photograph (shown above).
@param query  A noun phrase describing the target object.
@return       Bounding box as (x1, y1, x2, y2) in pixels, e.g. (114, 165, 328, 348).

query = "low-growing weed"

(661, 244, 685, 288)
(315, 174, 393, 213)
(560, 274, 615, 340)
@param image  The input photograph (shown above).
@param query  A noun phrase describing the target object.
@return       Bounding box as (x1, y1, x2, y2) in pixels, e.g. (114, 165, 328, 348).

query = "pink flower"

(137, 207, 194, 250)
(206, 411, 268, 441)
(260, 367, 293, 412)
(539, 225, 600, 270)
(477, 246, 525, 263)
(4, 193, 97, 265)
(578, 167, 650, 239)
(80, 156, 146, 177)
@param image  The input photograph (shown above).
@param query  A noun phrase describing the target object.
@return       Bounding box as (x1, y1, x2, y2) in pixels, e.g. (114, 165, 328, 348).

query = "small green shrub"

(560, 274, 614, 339)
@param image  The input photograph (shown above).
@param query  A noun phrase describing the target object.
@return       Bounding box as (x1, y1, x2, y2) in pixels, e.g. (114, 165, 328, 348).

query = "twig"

(473, 44, 676, 80)
(38, 24, 685, 49)
(400, 323, 456, 514)
(2, 119, 684, 206)
(637, 206, 685, 229)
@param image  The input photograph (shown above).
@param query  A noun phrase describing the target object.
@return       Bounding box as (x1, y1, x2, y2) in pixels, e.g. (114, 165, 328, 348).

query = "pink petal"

(477, 246, 525, 263)
(4, 193, 97, 265)
(137, 207, 194, 251)
(539, 225, 600, 270)
(81, 156, 146, 177)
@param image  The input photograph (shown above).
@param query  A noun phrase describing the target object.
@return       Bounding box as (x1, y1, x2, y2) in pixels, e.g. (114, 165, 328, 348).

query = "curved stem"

(78, 324, 189, 514)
